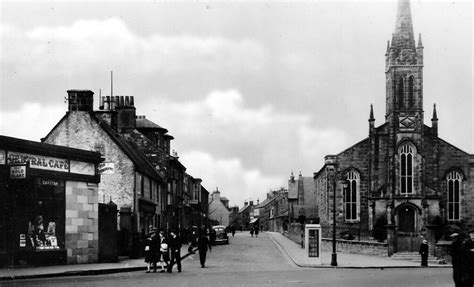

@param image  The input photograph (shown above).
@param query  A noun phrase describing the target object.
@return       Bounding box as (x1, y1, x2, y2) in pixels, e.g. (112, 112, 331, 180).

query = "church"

(313, 0, 473, 256)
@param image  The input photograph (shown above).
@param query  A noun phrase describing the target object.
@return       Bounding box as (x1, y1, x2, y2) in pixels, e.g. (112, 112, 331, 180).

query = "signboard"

(7, 152, 69, 173)
(98, 162, 115, 174)
(10, 165, 27, 179)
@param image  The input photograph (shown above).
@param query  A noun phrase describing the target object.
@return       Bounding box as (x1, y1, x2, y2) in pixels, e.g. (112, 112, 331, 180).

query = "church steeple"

(385, 0, 424, 135)
(392, 0, 416, 50)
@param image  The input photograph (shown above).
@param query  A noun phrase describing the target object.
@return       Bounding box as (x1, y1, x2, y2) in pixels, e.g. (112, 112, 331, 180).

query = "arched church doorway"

(396, 205, 421, 252)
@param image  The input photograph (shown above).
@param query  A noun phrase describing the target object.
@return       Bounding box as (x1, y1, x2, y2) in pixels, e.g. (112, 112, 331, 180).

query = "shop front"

(0, 136, 101, 267)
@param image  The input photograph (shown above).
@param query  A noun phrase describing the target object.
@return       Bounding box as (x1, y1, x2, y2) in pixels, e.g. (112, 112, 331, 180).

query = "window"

(408, 76, 415, 108)
(400, 144, 414, 194)
(344, 171, 359, 221)
(447, 171, 462, 221)
(398, 77, 405, 109)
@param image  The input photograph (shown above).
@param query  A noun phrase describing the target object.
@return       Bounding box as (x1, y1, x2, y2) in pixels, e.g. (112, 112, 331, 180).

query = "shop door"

(397, 206, 420, 252)
(99, 202, 118, 262)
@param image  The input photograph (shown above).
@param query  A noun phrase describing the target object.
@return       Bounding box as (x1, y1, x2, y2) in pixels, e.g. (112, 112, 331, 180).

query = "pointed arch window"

(398, 77, 405, 109)
(447, 171, 462, 221)
(408, 76, 415, 108)
(344, 171, 359, 221)
(400, 144, 414, 194)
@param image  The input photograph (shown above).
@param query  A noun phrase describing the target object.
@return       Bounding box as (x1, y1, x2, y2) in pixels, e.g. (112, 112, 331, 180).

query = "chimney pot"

(99, 96, 104, 110)
(105, 96, 110, 110)
(125, 96, 130, 107)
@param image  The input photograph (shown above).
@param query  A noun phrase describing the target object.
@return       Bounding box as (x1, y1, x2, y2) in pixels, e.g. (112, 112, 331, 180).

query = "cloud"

(0, 103, 64, 141)
(141, 89, 350, 204)
(2, 18, 265, 78)
(178, 150, 284, 207)
(0, 18, 266, 110)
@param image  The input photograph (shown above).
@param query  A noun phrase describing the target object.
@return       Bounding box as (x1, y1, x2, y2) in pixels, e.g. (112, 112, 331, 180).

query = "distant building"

(288, 172, 318, 224)
(208, 188, 231, 226)
(237, 201, 254, 230)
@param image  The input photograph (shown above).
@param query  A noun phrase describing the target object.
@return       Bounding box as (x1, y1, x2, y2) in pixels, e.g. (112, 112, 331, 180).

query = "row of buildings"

(1, 90, 212, 266)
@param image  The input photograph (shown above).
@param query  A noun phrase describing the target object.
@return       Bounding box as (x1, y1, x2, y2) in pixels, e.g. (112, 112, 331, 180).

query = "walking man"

(167, 230, 182, 273)
(197, 230, 212, 268)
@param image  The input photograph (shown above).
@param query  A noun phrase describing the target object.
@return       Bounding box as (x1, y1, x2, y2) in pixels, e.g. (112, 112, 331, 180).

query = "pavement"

(268, 232, 451, 269)
(0, 232, 451, 280)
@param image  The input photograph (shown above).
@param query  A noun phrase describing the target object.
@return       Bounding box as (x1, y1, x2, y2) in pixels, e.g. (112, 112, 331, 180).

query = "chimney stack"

(67, 90, 94, 112)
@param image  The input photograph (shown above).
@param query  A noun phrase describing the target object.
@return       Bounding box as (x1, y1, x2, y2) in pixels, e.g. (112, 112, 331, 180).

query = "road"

(2, 232, 453, 287)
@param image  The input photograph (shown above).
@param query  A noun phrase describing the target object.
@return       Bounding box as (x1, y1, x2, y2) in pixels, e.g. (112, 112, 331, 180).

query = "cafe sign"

(10, 165, 27, 179)
(7, 152, 69, 173)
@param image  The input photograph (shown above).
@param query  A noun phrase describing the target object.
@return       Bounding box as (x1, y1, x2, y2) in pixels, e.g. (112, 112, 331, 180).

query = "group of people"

(249, 226, 259, 238)
(144, 227, 213, 273)
(450, 230, 474, 287)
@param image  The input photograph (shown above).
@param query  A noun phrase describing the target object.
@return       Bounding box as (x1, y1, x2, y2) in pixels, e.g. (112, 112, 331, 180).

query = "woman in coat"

(144, 229, 158, 273)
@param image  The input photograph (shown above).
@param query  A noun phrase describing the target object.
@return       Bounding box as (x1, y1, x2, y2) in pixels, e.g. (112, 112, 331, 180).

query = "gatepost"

(304, 224, 322, 265)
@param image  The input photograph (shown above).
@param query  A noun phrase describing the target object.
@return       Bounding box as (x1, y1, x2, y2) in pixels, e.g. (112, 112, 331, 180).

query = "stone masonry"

(65, 181, 99, 264)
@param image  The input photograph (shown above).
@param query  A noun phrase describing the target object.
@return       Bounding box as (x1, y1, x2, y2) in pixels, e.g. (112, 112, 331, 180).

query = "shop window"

(18, 179, 65, 251)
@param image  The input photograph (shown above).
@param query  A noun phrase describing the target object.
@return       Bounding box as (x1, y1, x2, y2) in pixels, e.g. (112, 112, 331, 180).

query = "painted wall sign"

(10, 165, 27, 179)
(98, 162, 115, 174)
(7, 152, 69, 173)
(70, 160, 95, 176)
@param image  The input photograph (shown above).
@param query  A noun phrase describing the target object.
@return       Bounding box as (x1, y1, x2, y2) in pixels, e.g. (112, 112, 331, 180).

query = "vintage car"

(211, 225, 229, 245)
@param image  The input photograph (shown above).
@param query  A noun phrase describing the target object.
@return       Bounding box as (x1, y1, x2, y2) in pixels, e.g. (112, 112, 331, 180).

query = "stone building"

(43, 91, 166, 257)
(43, 90, 209, 256)
(208, 188, 231, 226)
(313, 0, 474, 256)
(288, 172, 318, 224)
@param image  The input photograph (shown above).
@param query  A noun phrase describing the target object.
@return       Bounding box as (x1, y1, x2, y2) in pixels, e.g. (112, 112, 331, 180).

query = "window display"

(21, 178, 65, 251)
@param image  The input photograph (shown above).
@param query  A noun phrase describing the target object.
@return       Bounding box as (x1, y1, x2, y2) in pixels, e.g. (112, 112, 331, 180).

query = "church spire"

(393, 0, 416, 49)
(369, 104, 375, 122)
(431, 104, 438, 136)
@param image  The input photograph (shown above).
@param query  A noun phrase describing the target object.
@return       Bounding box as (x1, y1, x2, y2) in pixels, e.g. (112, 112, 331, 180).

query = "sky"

(0, 0, 472, 208)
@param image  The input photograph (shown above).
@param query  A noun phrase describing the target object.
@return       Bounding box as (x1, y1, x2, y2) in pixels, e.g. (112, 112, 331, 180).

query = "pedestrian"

(188, 226, 198, 253)
(254, 227, 259, 238)
(419, 239, 429, 267)
(466, 230, 474, 286)
(144, 229, 158, 273)
(250, 227, 254, 237)
(451, 232, 465, 287)
(231, 226, 235, 237)
(167, 230, 182, 273)
(197, 229, 212, 268)
(158, 231, 170, 273)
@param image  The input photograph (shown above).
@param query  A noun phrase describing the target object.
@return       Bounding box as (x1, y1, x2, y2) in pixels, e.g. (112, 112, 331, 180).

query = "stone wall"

(65, 180, 99, 264)
(321, 238, 388, 257)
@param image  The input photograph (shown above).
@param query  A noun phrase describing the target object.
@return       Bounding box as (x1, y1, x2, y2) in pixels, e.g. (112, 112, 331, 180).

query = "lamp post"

(330, 170, 349, 267)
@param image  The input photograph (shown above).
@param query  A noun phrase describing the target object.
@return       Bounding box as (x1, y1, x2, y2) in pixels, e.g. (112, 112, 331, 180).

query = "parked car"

(212, 225, 229, 245)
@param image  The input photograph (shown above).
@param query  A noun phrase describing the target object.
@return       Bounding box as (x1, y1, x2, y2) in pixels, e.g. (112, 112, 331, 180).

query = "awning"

(250, 217, 259, 224)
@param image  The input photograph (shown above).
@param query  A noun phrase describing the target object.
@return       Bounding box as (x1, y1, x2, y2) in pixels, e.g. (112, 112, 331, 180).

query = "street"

(2, 232, 453, 287)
